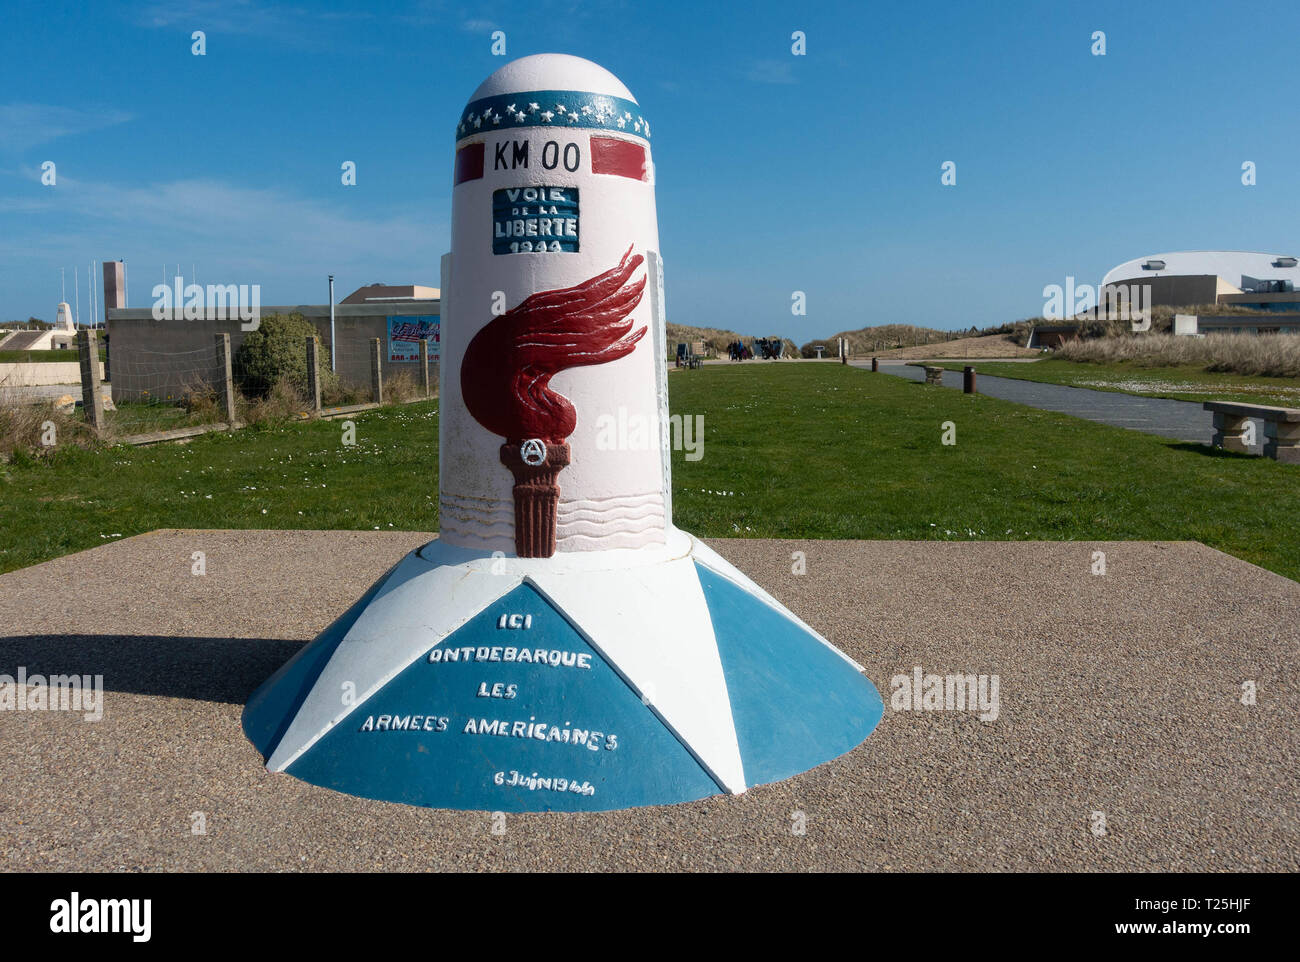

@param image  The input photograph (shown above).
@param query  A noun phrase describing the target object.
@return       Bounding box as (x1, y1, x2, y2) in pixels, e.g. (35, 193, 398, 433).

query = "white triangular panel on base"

(243, 530, 883, 812)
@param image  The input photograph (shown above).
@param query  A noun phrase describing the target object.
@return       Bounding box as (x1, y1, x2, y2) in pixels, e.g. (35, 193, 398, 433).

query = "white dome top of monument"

(468, 53, 637, 104)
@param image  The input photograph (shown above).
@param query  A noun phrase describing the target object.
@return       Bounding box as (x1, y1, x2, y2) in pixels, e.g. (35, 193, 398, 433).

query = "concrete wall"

(1107, 275, 1223, 309)
(1197, 314, 1300, 333)
(1027, 326, 1080, 349)
(0, 359, 103, 387)
(320, 310, 434, 388)
(1035, 331, 1079, 349)
(106, 302, 440, 402)
(1219, 291, 1300, 311)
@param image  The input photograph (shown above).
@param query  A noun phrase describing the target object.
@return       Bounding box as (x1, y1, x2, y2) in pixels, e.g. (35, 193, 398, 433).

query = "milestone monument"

(243, 54, 883, 810)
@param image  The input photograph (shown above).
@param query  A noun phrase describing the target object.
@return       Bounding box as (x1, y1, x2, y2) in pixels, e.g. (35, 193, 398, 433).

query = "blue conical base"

(242, 533, 883, 811)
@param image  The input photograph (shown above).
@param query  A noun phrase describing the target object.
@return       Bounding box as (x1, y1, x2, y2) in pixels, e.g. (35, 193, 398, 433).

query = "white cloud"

(744, 60, 798, 85)
(0, 175, 448, 302)
(0, 104, 133, 153)
(133, 0, 374, 42)
(135, 0, 301, 35)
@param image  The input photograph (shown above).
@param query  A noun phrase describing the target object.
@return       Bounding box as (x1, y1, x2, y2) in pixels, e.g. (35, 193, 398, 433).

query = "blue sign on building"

(387, 315, 440, 362)
(492, 186, 579, 255)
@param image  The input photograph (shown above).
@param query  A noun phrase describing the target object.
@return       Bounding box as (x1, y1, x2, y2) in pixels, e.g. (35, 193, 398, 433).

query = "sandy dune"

(866, 334, 1039, 360)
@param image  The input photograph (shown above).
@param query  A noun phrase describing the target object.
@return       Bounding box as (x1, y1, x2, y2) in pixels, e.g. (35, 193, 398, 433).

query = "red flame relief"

(460, 247, 647, 557)
(461, 246, 647, 444)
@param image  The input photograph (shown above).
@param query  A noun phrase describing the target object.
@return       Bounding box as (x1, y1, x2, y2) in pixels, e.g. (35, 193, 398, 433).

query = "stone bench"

(1204, 400, 1300, 463)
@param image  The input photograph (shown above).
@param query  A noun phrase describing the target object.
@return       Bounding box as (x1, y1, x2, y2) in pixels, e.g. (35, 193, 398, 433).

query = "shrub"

(233, 313, 338, 400)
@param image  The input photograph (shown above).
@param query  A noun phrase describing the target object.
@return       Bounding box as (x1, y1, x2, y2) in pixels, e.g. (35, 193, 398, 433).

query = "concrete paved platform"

(1, 529, 1296, 871)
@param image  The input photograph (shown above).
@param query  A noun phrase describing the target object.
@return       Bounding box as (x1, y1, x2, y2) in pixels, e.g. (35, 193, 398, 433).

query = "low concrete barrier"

(0, 360, 104, 387)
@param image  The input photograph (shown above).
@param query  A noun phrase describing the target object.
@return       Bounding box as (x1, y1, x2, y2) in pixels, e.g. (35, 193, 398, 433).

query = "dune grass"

(1056, 332, 1300, 378)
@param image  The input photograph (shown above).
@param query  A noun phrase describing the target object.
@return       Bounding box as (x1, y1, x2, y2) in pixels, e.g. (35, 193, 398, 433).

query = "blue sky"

(1, 0, 1296, 338)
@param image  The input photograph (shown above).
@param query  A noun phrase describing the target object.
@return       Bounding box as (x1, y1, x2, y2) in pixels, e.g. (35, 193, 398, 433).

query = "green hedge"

(233, 312, 338, 398)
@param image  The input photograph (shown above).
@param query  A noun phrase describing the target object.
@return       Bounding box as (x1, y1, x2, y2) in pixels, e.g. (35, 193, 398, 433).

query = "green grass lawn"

(0, 403, 441, 574)
(2, 365, 1297, 580)
(98, 400, 225, 435)
(0, 349, 106, 363)
(30, 399, 228, 439)
(931, 357, 1300, 407)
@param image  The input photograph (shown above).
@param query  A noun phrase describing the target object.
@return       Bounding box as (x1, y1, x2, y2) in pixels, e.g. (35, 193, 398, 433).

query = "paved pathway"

(860, 361, 1249, 449)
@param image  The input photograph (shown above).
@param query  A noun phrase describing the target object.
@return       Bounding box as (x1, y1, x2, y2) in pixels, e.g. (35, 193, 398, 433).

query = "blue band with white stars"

(457, 90, 651, 142)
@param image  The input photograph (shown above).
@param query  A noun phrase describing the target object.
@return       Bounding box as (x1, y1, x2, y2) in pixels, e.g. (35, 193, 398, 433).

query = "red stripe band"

(454, 143, 485, 184)
(590, 137, 648, 181)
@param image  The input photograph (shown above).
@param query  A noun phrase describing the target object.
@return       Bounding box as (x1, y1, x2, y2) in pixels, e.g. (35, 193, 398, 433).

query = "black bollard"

(963, 366, 976, 394)
(871, 357, 879, 372)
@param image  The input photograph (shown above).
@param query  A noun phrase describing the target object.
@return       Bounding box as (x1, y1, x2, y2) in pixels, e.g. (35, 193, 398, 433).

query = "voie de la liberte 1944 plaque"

(492, 185, 580, 255)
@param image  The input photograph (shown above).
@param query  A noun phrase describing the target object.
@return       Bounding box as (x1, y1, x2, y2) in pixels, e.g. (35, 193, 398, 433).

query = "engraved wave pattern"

(439, 491, 666, 550)
(439, 493, 515, 551)
(556, 492, 665, 548)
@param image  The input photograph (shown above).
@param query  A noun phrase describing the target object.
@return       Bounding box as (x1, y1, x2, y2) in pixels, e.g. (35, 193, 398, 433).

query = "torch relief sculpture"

(462, 247, 647, 557)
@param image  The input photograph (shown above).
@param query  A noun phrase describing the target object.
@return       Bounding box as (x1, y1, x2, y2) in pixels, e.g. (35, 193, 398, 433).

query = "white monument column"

(243, 55, 883, 812)
(440, 55, 667, 556)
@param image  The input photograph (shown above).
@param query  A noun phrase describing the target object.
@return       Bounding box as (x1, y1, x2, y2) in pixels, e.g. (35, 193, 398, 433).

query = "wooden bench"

(1203, 400, 1300, 463)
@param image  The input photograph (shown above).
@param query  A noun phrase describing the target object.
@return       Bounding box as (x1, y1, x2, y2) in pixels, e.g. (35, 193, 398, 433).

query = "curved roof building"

(1103, 250, 1300, 311)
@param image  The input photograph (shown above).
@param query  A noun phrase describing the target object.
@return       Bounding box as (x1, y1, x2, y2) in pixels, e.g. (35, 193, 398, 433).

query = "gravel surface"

(0, 529, 1296, 872)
